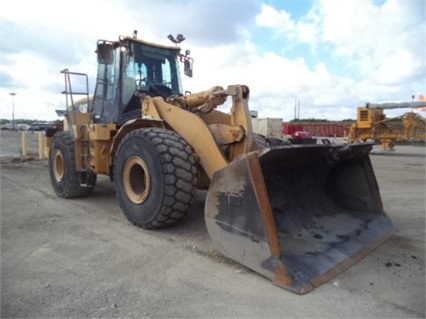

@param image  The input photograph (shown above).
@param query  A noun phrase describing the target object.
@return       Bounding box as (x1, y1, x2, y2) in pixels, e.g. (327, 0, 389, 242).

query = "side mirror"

(184, 58, 193, 78)
(97, 41, 114, 65)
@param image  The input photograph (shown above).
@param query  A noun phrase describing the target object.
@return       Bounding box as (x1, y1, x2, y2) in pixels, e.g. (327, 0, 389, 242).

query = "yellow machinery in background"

(347, 102, 426, 150)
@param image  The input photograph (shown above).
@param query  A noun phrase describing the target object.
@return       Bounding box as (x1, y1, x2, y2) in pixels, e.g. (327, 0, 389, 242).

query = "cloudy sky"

(1, 0, 425, 122)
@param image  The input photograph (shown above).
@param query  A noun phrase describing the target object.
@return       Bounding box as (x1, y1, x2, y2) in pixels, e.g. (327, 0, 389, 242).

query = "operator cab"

(92, 34, 192, 125)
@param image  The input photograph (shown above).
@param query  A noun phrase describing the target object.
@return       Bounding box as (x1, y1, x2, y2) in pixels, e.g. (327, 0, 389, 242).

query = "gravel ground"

(1, 130, 425, 318)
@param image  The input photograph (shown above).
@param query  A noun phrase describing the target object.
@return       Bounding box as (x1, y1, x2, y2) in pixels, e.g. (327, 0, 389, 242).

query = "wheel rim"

(123, 156, 151, 204)
(53, 149, 65, 182)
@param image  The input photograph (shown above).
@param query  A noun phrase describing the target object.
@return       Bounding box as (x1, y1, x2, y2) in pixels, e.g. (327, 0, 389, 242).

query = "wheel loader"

(46, 31, 395, 294)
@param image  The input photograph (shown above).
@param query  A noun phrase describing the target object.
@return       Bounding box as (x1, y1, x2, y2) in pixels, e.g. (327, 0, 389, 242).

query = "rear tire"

(48, 131, 96, 198)
(114, 128, 198, 229)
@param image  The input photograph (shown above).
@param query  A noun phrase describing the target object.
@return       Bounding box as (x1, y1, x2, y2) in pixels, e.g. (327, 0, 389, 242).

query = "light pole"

(294, 96, 300, 120)
(9, 92, 16, 130)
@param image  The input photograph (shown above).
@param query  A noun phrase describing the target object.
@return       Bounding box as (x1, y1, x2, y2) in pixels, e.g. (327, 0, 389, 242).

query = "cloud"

(127, 1, 260, 46)
(375, 48, 422, 85)
(0, 0, 424, 122)
(318, 0, 425, 83)
(255, 3, 319, 44)
(256, 3, 295, 31)
(253, 0, 425, 116)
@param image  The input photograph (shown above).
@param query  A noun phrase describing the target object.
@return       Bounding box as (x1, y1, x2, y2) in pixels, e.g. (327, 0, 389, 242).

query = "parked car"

(1, 124, 12, 130)
(28, 123, 49, 131)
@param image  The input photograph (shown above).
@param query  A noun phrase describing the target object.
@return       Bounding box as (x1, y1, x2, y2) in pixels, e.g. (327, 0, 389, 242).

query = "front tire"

(48, 131, 96, 198)
(114, 128, 197, 229)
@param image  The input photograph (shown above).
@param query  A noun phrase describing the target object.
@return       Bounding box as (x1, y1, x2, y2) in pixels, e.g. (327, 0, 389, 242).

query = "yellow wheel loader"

(46, 32, 395, 294)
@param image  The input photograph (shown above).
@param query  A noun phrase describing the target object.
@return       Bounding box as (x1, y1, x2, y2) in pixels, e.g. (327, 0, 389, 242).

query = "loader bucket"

(205, 143, 395, 294)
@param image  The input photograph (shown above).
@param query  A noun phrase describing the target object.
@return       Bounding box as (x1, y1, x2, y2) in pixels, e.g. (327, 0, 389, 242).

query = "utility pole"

(9, 92, 17, 130)
(294, 97, 300, 120)
(294, 99, 296, 120)
(297, 98, 300, 119)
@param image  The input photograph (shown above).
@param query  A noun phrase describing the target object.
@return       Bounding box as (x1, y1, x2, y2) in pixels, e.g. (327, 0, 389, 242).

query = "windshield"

(125, 41, 183, 95)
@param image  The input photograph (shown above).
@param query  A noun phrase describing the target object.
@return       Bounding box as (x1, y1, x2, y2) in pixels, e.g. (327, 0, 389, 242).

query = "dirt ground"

(1, 130, 425, 318)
